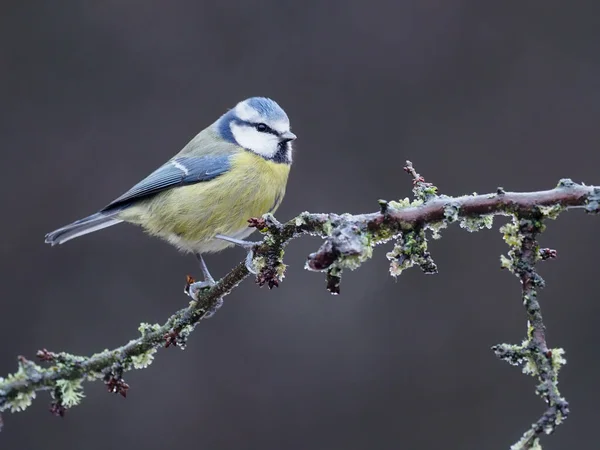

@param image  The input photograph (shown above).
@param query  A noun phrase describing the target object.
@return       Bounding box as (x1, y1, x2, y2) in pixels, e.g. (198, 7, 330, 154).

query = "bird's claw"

(245, 250, 258, 274)
(185, 280, 215, 298)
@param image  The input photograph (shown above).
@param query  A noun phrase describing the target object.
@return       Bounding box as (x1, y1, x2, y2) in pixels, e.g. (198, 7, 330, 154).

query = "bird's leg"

(186, 254, 223, 318)
(215, 234, 260, 274)
(197, 253, 215, 285)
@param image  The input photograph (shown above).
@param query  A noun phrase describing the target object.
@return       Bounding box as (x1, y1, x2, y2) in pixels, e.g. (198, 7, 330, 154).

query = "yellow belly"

(119, 151, 290, 253)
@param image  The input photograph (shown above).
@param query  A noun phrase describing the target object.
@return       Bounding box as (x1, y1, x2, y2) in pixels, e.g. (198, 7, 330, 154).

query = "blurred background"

(1, 1, 599, 449)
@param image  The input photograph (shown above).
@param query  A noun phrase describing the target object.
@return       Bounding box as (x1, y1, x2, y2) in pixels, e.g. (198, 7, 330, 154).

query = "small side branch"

(493, 215, 569, 449)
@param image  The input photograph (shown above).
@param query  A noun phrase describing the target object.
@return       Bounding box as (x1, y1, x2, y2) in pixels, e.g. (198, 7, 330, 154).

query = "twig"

(1, 164, 599, 449)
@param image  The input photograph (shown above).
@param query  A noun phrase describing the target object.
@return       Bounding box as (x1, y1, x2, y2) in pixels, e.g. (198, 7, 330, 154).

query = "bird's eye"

(256, 123, 268, 132)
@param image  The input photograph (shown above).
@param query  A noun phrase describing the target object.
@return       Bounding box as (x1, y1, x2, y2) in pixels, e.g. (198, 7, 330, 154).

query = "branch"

(1, 162, 599, 449)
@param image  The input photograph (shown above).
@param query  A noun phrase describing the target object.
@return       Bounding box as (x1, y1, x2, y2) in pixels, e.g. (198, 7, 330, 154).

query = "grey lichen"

(584, 187, 600, 214)
(443, 203, 460, 223)
(55, 379, 85, 408)
(556, 178, 575, 188)
(0, 360, 39, 413)
(425, 220, 448, 239)
(459, 214, 494, 232)
(1, 389, 36, 413)
(511, 431, 542, 450)
(131, 348, 157, 369)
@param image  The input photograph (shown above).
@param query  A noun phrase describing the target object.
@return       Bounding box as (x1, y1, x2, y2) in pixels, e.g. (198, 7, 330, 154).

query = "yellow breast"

(121, 151, 290, 252)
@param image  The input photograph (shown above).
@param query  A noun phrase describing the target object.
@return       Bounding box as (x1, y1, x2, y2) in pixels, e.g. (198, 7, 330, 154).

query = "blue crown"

(246, 97, 288, 122)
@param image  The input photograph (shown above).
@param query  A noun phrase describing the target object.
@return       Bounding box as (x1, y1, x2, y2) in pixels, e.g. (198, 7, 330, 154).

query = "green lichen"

(0, 364, 38, 412)
(275, 261, 288, 281)
(522, 356, 538, 376)
(510, 431, 541, 450)
(55, 379, 85, 407)
(131, 348, 157, 370)
(500, 218, 522, 247)
(388, 197, 411, 209)
(368, 224, 398, 244)
(537, 204, 563, 220)
(459, 214, 494, 232)
(138, 322, 161, 337)
(388, 197, 423, 209)
(252, 255, 266, 274)
(550, 348, 567, 377)
(500, 254, 514, 272)
(421, 185, 438, 198)
(1, 390, 36, 413)
(387, 229, 435, 277)
(321, 220, 333, 237)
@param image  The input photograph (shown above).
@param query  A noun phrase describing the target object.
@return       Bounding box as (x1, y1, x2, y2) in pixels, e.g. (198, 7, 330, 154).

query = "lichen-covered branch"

(1, 162, 599, 450)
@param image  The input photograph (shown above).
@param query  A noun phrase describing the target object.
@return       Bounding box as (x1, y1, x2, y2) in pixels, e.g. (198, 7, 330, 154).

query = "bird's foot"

(215, 234, 260, 274)
(184, 277, 215, 297)
(183, 255, 224, 319)
(184, 277, 223, 318)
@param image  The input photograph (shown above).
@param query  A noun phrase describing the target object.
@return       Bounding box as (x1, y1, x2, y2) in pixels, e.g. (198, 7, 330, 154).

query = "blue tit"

(45, 97, 297, 292)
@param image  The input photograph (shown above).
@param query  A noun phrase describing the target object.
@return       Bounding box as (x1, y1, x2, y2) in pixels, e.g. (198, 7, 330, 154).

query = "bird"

(45, 97, 296, 302)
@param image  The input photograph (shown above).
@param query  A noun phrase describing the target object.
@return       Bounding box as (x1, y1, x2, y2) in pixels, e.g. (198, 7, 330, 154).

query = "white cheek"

(230, 123, 279, 158)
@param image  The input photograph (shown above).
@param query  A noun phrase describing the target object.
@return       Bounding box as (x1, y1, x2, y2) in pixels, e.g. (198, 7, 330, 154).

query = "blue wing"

(101, 155, 231, 212)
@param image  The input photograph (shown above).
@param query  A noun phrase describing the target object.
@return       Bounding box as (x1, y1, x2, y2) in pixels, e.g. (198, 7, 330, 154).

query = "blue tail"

(45, 211, 123, 246)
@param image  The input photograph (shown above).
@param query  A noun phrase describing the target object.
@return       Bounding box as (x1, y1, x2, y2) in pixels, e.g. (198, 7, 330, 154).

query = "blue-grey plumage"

(45, 97, 297, 286)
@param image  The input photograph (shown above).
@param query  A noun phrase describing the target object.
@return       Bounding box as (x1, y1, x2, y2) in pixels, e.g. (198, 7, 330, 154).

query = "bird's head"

(217, 97, 296, 164)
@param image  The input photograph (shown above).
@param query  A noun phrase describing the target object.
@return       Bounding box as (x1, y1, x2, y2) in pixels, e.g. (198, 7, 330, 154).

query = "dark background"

(1, 1, 599, 449)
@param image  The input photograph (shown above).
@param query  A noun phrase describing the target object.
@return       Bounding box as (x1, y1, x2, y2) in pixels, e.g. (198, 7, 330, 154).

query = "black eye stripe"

(234, 119, 281, 137)
(254, 122, 279, 136)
